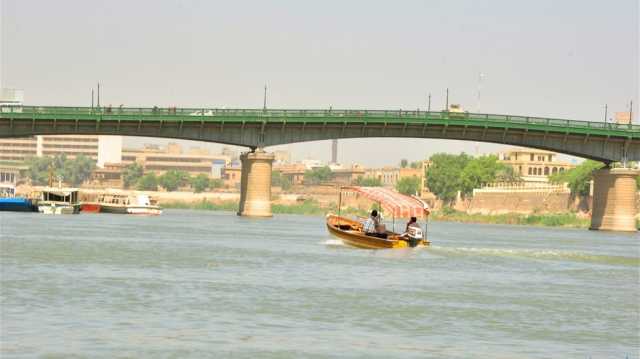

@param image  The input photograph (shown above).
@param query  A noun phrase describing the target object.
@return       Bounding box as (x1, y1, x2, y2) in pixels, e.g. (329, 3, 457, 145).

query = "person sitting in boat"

(402, 216, 423, 246)
(363, 210, 387, 239)
(405, 217, 421, 233)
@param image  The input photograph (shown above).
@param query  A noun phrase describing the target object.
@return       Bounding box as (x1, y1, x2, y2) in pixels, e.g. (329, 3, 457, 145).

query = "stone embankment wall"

(466, 191, 572, 215)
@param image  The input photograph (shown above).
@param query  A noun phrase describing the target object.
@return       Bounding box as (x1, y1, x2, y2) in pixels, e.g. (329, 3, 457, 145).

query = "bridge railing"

(2, 105, 639, 132)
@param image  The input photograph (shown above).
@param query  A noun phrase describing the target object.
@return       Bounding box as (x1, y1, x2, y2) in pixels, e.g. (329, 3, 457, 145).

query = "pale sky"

(1, 0, 638, 166)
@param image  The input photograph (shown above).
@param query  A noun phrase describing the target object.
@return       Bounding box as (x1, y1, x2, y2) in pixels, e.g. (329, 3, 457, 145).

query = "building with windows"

(498, 148, 575, 183)
(121, 143, 231, 177)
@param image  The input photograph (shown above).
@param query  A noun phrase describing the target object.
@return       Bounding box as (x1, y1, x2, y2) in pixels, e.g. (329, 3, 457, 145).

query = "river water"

(1, 210, 638, 358)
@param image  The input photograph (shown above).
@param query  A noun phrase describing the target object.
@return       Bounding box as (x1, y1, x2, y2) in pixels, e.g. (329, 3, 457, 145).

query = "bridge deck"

(1, 106, 638, 139)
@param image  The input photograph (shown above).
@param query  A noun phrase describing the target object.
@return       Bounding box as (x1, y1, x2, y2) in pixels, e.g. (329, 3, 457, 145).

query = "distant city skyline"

(1, 0, 637, 166)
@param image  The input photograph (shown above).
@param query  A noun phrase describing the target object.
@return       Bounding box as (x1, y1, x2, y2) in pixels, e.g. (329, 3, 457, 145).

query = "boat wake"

(428, 246, 639, 266)
(323, 239, 345, 247)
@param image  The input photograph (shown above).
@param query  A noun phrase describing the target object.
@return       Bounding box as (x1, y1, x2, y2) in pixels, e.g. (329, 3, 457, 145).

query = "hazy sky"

(1, 0, 638, 166)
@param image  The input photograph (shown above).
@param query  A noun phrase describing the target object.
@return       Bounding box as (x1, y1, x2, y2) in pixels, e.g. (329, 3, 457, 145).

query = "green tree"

(272, 171, 292, 190)
(159, 170, 190, 191)
(495, 165, 522, 183)
(400, 159, 408, 168)
(549, 160, 605, 196)
(123, 163, 144, 189)
(459, 155, 506, 196)
(64, 154, 96, 186)
(137, 173, 159, 191)
(210, 178, 224, 189)
(409, 161, 422, 169)
(24, 156, 53, 185)
(426, 153, 472, 203)
(396, 176, 422, 195)
(24, 155, 96, 186)
(304, 166, 333, 185)
(354, 176, 382, 186)
(191, 173, 211, 193)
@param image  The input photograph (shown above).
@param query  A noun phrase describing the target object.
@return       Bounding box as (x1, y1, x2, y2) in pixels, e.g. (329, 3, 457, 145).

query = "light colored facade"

(97, 136, 123, 167)
(364, 166, 424, 187)
(498, 148, 575, 183)
(275, 163, 306, 185)
(223, 166, 242, 188)
(0, 88, 24, 107)
(121, 143, 230, 177)
(40, 135, 99, 159)
(0, 135, 102, 162)
(0, 137, 38, 162)
(332, 165, 365, 185)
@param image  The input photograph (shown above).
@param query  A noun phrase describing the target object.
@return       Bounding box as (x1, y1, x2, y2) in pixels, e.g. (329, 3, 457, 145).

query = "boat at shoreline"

(97, 193, 162, 215)
(37, 187, 80, 214)
(80, 202, 101, 213)
(326, 186, 430, 249)
(0, 184, 37, 212)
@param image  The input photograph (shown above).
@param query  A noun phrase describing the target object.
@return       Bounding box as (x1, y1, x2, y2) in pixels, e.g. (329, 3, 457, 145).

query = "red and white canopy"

(343, 186, 430, 218)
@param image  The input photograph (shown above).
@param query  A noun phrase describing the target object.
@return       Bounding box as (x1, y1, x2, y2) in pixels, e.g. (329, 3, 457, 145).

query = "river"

(1, 210, 638, 358)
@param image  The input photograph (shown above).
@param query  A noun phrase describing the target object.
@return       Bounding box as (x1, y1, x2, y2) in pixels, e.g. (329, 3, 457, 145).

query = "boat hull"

(127, 206, 162, 215)
(39, 203, 80, 215)
(100, 204, 129, 214)
(80, 203, 101, 213)
(0, 198, 37, 212)
(100, 204, 162, 215)
(326, 214, 429, 249)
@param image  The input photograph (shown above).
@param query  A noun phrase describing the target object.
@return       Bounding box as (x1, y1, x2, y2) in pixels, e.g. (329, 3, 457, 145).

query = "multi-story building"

(121, 143, 230, 177)
(498, 148, 575, 183)
(0, 135, 100, 162)
(0, 137, 38, 162)
(332, 165, 365, 185)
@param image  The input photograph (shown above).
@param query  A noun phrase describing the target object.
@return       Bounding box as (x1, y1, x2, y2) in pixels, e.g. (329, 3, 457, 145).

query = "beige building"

(498, 148, 575, 182)
(364, 166, 425, 187)
(121, 143, 230, 177)
(0, 137, 38, 162)
(332, 165, 366, 185)
(0, 135, 100, 162)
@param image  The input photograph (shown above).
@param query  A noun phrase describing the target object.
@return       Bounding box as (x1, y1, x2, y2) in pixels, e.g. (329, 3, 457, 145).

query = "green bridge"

(1, 105, 639, 163)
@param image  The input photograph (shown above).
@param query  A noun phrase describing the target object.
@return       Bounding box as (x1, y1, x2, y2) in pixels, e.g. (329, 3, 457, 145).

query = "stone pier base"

(237, 150, 275, 217)
(590, 168, 639, 232)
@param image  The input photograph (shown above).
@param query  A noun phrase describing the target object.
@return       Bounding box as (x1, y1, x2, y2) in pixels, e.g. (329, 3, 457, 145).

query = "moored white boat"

(37, 187, 80, 215)
(97, 192, 162, 215)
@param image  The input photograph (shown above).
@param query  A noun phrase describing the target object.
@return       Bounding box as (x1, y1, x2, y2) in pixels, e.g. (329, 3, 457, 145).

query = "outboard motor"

(405, 226, 423, 247)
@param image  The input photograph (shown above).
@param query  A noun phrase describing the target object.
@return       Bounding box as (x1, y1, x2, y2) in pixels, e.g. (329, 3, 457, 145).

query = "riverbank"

(161, 200, 635, 229)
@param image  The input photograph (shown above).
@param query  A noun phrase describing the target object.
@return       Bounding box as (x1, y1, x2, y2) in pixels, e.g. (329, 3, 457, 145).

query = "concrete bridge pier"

(237, 149, 275, 217)
(590, 167, 639, 232)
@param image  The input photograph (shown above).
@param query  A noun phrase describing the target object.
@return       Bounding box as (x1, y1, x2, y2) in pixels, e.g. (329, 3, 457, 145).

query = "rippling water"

(1, 210, 638, 358)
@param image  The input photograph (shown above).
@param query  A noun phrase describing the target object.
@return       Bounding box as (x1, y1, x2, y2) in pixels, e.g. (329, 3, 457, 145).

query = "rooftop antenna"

(603, 104, 608, 124)
(427, 93, 431, 112)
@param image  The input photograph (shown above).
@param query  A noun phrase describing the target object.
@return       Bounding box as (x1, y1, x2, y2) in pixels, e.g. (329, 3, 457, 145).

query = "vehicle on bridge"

(326, 186, 430, 249)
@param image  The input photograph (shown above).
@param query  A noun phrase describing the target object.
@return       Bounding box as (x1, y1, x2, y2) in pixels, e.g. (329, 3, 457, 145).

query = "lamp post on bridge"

(263, 84, 267, 112)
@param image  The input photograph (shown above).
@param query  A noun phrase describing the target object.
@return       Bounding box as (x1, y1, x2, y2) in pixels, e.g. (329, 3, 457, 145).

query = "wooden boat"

(97, 193, 162, 215)
(37, 187, 80, 214)
(326, 186, 431, 249)
(326, 214, 429, 249)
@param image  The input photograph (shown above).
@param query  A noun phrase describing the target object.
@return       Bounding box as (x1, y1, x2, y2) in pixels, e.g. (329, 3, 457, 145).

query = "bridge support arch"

(590, 168, 639, 232)
(237, 149, 275, 217)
